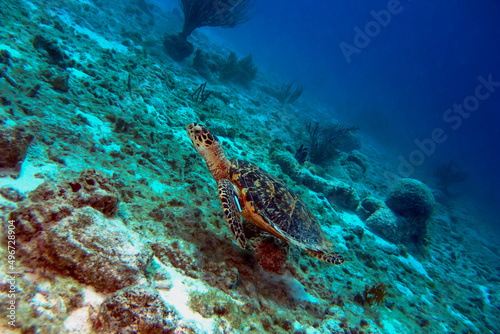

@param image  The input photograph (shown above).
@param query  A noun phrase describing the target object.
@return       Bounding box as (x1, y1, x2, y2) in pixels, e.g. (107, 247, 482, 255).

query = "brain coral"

(386, 178, 435, 222)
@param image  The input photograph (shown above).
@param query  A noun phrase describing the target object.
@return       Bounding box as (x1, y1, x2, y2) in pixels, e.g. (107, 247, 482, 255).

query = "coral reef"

(164, 0, 255, 60)
(93, 286, 178, 333)
(306, 121, 360, 165)
(219, 52, 257, 85)
(386, 178, 435, 222)
(7, 169, 153, 292)
(32, 34, 66, 67)
(274, 80, 304, 105)
(0, 0, 497, 333)
(178, 0, 255, 38)
(365, 192, 434, 249)
(341, 151, 369, 181)
(270, 149, 303, 182)
(188, 289, 241, 327)
(191, 82, 212, 104)
(365, 206, 401, 242)
(192, 50, 218, 80)
(326, 181, 360, 211)
(43, 207, 153, 292)
(294, 144, 308, 165)
(354, 283, 389, 307)
(163, 33, 194, 61)
(356, 196, 384, 220)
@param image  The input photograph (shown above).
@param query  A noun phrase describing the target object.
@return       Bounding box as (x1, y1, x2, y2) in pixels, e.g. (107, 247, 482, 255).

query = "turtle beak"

(186, 123, 203, 140)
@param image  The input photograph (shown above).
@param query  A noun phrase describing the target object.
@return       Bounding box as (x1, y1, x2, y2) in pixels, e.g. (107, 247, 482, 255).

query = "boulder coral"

(356, 196, 384, 220)
(93, 286, 178, 333)
(365, 206, 402, 242)
(270, 150, 303, 182)
(386, 178, 435, 222)
(341, 151, 369, 181)
(382, 178, 436, 248)
(326, 182, 360, 211)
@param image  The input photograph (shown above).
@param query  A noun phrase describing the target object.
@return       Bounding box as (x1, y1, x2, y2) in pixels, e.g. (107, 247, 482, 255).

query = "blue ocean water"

(157, 0, 500, 224)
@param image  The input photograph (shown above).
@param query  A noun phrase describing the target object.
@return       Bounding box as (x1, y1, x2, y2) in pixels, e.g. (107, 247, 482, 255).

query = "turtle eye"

(194, 129, 202, 136)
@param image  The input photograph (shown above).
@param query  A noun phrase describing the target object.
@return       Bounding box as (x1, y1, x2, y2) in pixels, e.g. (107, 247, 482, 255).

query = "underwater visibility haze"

(0, 0, 499, 333)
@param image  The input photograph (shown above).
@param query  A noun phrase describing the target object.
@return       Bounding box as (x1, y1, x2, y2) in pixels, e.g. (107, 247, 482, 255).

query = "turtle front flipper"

(307, 249, 345, 265)
(218, 179, 246, 249)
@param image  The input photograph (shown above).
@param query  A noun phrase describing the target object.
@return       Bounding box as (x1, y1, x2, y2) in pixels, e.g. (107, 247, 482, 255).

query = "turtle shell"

(229, 159, 331, 251)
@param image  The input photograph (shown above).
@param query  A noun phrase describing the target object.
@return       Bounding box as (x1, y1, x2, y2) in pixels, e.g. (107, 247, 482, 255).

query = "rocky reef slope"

(0, 0, 498, 333)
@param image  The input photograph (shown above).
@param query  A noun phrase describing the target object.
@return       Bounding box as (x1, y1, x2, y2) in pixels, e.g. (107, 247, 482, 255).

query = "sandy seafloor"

(0, 0, 499, 333)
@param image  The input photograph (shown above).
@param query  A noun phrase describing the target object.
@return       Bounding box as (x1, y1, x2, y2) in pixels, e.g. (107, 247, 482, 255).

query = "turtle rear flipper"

(307, 249, 345, 265)
(218, 179, 247, 249)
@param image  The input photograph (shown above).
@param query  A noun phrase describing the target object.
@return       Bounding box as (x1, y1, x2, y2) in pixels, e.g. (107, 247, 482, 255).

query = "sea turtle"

(186, 123, 345, 265)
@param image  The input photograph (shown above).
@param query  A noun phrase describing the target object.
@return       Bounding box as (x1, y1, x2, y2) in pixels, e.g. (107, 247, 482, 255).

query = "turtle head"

(186, 123, 219, 151)
(186, 123, 230, 182)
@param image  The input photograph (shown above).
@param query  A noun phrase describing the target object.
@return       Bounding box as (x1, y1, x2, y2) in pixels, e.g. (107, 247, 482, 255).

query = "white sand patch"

(68, 50, 93, 64)
(395, 282, 414, 297)
(447, 304, 477, 329)
(1, 116, 17, 127)
(380, 317, 405, 334)
(420, 294, 433, 306)
(339, 211, 365, 227)
(478, 285, 491, 305)
(22, 0, 38, 11)
(266, 270, 320, 303)
(397, 254, 430, 279)
(373, 235, 400, 255)
(154, 258, 216, 333)
(0, 44, 22, 59)
(57, 13, 128, 53)
(0, 160, 57, 193)
(23, 272, 106, 333)
(75, 109, 111, 137)
(68, 68, 91, 80)
(438, 322, 451, 332)
(74, 109, 118, 152)
(83, 286, 106, 305)
(150, 179, 169, 194)
(70, 0, 95, 6)
(146, 104, 156, 115)
(64, 306, 94, 333)
(64, 286, 106, 333)
(74, 25, 128, 53)
(292, 321, 320, 334)
(344, 210, 431, 279)
(128, 141, 142, 149)
(103, 142, 121, 153)
(32, 292, 51, 308)
(322, 223, 348, 252)
(325, 211, 360, 251)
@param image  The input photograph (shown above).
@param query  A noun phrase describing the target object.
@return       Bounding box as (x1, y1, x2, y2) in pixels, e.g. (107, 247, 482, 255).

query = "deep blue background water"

(154, 0, 500, 220)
